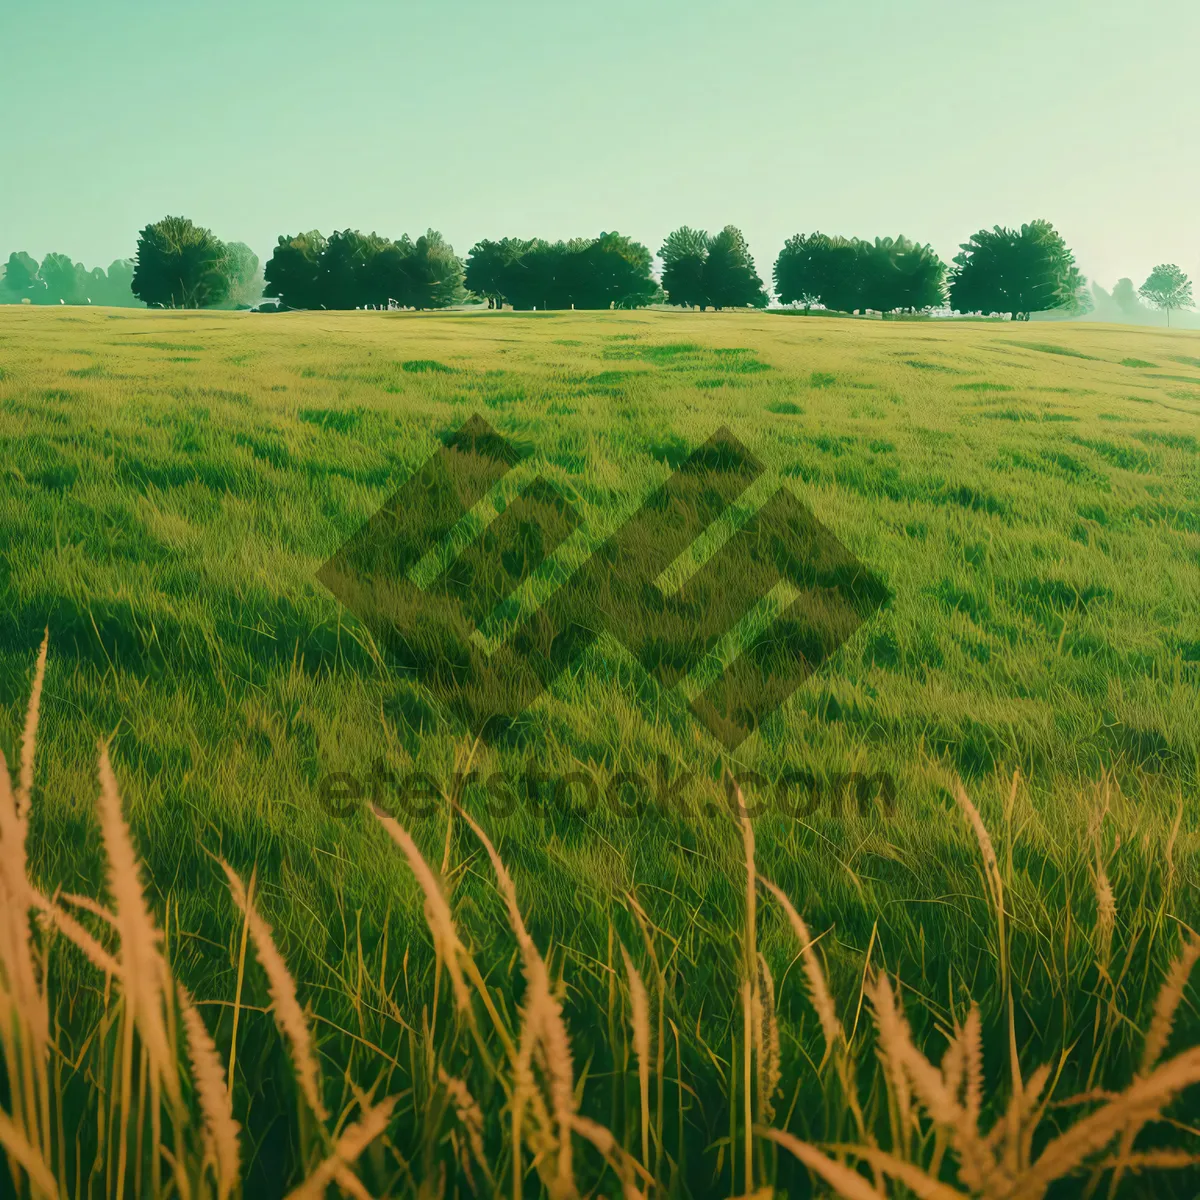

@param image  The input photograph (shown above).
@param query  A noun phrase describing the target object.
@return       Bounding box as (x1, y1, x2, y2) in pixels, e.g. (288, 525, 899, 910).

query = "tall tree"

(463, 238, 515, 308)
(1139, 264, 1193, 327)
(861, 236, 946, 313)
(315, 229, 389, 310)
(131, 216, 233, 308)
(580, 231, 661, 309)
(402, 229, 466, 309)
(948, 220, 1083, 320)
(659, 227, 710, 309)
(704, 225, 768, 310)
(263, 231, 328, 310)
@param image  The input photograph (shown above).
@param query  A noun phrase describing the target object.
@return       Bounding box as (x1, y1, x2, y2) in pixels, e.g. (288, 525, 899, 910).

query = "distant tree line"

(0, 251, 142, 307)
(464, 234, 661, 310)
(1, 213, 1193, 324)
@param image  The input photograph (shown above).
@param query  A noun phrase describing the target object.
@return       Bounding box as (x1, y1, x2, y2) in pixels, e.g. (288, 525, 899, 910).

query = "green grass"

(1, 306, 1199, 1195)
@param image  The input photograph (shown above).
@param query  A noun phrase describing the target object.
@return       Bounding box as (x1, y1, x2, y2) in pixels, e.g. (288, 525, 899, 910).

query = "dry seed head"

(439, 1065, 492, 1186)
(97, 743, 181, 1108)
(756, 953, 781, 1125)
(282, 1095, 397, 1200)
(16, 629, 49, 821)
(178, 983, 240, 1200)
(372, 807, 470, 1012)
(1141, 932, 1200, 1075)
(221, 860, 327, 1122)
(758, 876, 840, 1053)
(1024, 1046, 1200, 1191)
(457, 806, 577, 1189)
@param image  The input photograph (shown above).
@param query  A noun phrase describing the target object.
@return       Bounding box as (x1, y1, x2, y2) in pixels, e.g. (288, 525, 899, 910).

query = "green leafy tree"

(861, 236, 946, 313)
(659, 227, 710, 309)
(464, 238, 517, 308)
(949, 220, 1083, 320)
(659, 225, 765, 310)
(704, 225, 767, 309)
(1138, 264, 1193, 327)
(131, 216, 232, 308)
(263, 231, 328, 310)
(579, 232, 661, 309)
(1111, 277, 1143, 318)
(402, 229, 466, 309)
(314, 229, 389, 310)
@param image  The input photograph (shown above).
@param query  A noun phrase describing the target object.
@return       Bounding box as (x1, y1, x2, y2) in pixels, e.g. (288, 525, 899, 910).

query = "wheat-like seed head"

(621, 942, 651, 1168)
(1023, 1046, 1200, 1192)
(177, 983, 240, 1200)
(757, 876, 841, 1054)
(15, 630, 48, 823)
(756, 953, 781, 1126)
(439, 1065, 493, 1188)
(1140, 932, 1200, 1076)
(281, 1095, 397, 1200)
(221, 860, 327, 1122)
(96, 743, 181, 1110)
(371, 807, 471, 1013)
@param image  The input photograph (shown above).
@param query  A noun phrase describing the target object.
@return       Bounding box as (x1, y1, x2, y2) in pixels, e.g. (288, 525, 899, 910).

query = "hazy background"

(1, 0, 1196, 299)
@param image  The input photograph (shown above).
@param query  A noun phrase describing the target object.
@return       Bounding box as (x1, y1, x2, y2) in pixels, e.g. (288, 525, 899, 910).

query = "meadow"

(0, 305, 1198, 1198)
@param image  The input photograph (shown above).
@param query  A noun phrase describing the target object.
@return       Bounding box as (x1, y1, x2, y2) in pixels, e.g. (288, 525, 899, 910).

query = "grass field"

(1, 305, 1199, 1198)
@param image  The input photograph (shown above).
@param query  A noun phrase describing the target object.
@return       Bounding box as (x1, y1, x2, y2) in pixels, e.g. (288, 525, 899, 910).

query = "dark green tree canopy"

(774, 233, 946, 313)
(131, 216, 233, 309)
(263, 228, 465, 310)
(658, 225, 766, 310)
(463, 233, 659, 310)
(263, 231, 328, 310)
(948, 220, 1083, 320)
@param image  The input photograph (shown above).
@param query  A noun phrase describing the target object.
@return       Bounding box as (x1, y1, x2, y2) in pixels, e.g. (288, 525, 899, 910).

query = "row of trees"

(773, 233, 947, 314)
(0, 251, 142, 307)
(264, 228, 467, 311)
(3, 214, 1193, 323)
(463, 234, 661, 310)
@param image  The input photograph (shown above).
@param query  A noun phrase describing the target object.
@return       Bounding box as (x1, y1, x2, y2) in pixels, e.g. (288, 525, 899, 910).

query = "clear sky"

(2, 0, 1196, 294)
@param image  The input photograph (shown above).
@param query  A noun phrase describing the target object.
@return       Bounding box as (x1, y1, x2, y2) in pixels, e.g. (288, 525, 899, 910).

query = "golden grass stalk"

(96, 744, 181, 1112)
(0, 1111, 59, 1200)
(456, 806, 578, 1195)
(371, 807, 470, 1013)
(732, 775, 756, 1197)
(34, 894, 122, 979)
(15, 629, 48, 822)
(755, 953, 781, 1126)
(620, 942, 651, 1170)
(570, 1114, 653, 1200)
(1140, 931, 1200, 1075)
(221, 860, 327, 1122)
(439, 1065, 494, 1189)
(1023, 1046, 1200, 1192)
(281, 1095, 397, 1200)
(758, 1126, 889, 1200)
(757, 877, 840, 1056)
(177, 983, 240, 1200)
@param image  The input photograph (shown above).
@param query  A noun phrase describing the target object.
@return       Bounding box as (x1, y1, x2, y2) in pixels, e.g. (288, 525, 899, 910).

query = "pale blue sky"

(2, 0, 1196, 292)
